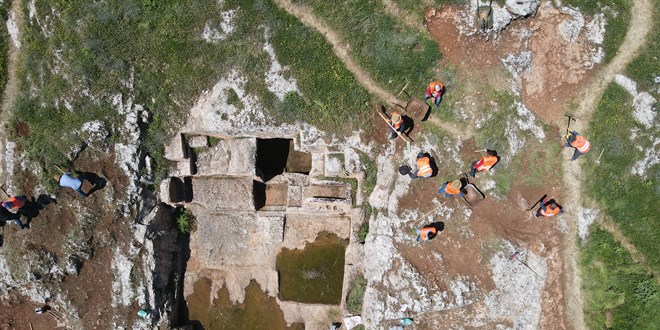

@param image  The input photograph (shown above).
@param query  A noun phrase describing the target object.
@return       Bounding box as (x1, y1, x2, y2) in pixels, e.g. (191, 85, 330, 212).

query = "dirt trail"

(560, 0, 653, 328)
(0, 0, 24, 185)
(272, 0, 468, 138)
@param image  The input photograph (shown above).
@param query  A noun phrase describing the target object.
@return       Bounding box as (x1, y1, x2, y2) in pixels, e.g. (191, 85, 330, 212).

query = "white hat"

(434, 84, 441, 91)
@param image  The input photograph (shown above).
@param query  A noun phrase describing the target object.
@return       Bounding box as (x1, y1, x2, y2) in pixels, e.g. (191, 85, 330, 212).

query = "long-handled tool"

(564, 114, 576, 138)
(474, 149, 487, 153)
(527, 194, 547, 211)
(410, 202, 447, 226)
(0, 185, 9, 199)
(509, 251, 543, 279)
(367, 101, 412, 151)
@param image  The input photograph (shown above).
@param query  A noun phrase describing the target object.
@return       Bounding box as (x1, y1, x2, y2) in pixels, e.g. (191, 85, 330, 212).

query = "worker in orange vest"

(388, 112, 406, 140)
(416, 222, 444, 242)
(408, 153, 434, 179)
(438, 179, 464, 198)
(424, 81, 444, 107)
(535, 198, 564, 218)
(565, 130, 591, 160)
(469, 149, 500, 177)
(2, 196, 26, 213)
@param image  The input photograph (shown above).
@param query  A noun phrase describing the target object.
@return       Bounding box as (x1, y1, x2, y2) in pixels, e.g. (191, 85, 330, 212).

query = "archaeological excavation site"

(0, 0, 657, 329)
(161, 132, 361, 327)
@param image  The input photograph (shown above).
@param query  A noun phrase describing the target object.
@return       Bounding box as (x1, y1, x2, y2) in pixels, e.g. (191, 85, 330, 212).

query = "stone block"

(188, 135, 209, 148)
(190, 176, 255, 211)
(287, 185, 303, 207)
(195, 138, 256, 176)
(304, 184, 350, 200)
(164, 133, 189, 161)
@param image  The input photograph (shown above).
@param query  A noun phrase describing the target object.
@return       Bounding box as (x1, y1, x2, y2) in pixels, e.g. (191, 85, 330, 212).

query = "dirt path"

(0, 0, 24, 185)
(560, 0, 653, 328)
(272, 0, 468, 138)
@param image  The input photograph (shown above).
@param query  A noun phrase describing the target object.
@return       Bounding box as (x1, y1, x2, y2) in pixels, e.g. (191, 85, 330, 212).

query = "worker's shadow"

(402, 116, 415, 137)
(76, 171, 107, 196)
(20, 195, 57, 225)
(424, 221, 445, 232)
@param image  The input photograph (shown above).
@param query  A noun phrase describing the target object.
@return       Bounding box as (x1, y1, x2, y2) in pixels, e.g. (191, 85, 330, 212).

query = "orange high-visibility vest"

(477, 155, 498, 171)
(428, 81, 444, 98)
(416, 157, 433, 178)
(445, 183, 461, 195)
(540, 204, 561, 217)
(571, 136, 591, 153)
(390, 111, 402, 130)
(419, 227, 437, 240)
(3, 196, 25, 209)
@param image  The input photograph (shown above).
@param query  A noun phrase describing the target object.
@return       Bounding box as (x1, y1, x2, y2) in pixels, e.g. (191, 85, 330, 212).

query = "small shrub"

(175, 208, 194, 235)
(357, 222, 369, 244)
(346, 275, 367, 314)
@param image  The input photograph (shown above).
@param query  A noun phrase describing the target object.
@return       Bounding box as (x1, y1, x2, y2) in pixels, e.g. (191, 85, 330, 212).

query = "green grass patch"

(291, 0, 442, 95)
(0, 1, 9, 98)
(346, 275, 367, 314)
(562, 0, 632, 63)
(12, 0, 373, 185)
(581, 227, 660, 329)
(357, 221, 369, 243)
(624, 1, 659, 98)
(584, 83, 660, 272)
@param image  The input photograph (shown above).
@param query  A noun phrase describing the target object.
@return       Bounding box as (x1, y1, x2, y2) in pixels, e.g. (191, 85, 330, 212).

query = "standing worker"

(55, 172, 86, 197)
(388, 111, 405, 140)
(408, 153, 434, 179)
(424, 81, 444, 107)
(565, 130, 590, 160)
(535, 198, 564, 218)
(438, 180, 464, 198)
(469, 149, 500, 177)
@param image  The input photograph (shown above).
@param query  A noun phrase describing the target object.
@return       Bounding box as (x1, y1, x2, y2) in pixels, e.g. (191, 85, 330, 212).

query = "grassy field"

(584, 83, 659, 271)
(581, 227, 660, 329)
(291, 0, 442, 96)
(624, 1, 659, 98)
(10, 0, 370, 185)
(563, 0, 632, 63)
(0, 1, 9, 99)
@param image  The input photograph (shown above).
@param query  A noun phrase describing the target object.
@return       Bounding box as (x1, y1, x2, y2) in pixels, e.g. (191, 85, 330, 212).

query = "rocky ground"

(0, 0, 653, 329)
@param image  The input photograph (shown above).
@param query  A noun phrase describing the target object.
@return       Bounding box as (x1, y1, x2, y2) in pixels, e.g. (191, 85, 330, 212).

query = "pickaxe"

(366, 101, 412, 151)
(527, 194, 547, 211)
(564, 114, 576, 138)
(509, 251, 543, 279)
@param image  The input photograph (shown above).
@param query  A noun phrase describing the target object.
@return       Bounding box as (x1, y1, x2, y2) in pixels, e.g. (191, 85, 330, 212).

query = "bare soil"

(426, 5, 599, 124)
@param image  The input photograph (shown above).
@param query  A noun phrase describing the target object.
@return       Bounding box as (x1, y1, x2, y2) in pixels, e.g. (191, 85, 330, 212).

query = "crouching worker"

(438, 180, 464, 198)
(416, 222, 444, 242)
(409, 153, 433, 179)
(469, 149, 500, 177)
(424, 81, 444, 107)
(0, 204, 25, 229)
(2, 196, 26, 214)
(535, 198, 564, 218)
(55, 172, 86, 197)
(565, 130, 590, 161)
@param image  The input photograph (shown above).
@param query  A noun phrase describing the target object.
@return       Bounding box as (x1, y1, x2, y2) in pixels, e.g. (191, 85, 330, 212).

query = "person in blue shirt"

(55, 173, 86, 197)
